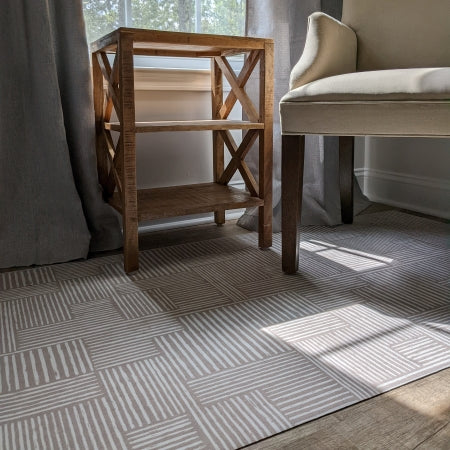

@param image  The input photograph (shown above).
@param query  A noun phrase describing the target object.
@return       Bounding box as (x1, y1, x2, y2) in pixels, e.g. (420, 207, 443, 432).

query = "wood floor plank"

(414, 423, 450, 449)
(246, 369, 450, 449)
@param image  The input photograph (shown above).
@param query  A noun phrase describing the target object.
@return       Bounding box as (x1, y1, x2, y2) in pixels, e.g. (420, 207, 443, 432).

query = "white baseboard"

(355, 168, 450, 219)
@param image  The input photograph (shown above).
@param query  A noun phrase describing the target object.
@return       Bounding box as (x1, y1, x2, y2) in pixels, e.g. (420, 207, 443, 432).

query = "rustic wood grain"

(92, 51, 108, 192)
(219, 50, 261, 120)
(96, 52, 121, 116)
(92, 29, 274, 272)
(211, 58, 225, 225)
(215, 56, 259, 123)
(258, 41, 274, 249)
(105, 120, 264, 132)
(103, 53, 119, 122)
(218, 129, 259, 197)
(103, 132, 123, 199)
(118, 33, 139, 273)
(108, 183, 264, 221)
(90, 27, 271, 53)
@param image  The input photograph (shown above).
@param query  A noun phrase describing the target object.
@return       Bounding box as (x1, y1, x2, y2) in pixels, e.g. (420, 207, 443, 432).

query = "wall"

(355, 137, 450, 219)
(135, 90, 214, 189)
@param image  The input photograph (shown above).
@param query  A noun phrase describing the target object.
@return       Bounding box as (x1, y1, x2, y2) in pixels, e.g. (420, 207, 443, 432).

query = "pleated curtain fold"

(238, 0, 369, 232)
(0, 0, 122, 268)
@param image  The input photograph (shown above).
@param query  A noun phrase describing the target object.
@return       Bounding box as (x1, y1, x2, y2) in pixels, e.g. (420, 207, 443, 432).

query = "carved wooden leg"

(339, 136, 354, 224)
(282, 135, 305, 274)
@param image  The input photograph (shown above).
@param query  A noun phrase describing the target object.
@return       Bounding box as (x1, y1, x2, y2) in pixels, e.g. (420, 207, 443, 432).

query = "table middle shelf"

(105, 119, 265, 133)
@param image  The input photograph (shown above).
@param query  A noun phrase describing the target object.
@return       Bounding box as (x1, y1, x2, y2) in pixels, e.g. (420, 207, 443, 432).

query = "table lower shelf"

(108, 182, 264, 221)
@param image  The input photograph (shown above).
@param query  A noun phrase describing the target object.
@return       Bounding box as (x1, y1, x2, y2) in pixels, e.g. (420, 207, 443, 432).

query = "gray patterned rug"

(1, 210, 449, 449)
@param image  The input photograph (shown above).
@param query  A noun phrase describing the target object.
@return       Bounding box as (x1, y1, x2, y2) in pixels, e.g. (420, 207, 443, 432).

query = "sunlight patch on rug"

(301, 239, 393, 271)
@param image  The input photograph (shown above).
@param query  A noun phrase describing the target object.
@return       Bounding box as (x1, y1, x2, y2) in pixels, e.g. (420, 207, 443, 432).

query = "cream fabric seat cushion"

(280, 67, 450, 137)
(282, 68, 450, 103)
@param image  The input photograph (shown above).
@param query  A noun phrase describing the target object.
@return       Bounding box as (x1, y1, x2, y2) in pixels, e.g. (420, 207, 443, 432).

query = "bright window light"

(83, 1, 246, 70)
(83, 0, 246, 44)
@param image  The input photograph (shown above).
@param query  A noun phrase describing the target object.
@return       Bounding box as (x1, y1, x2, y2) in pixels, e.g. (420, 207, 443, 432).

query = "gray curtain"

(238, 0, 369, 232)
(0, 0, 122, 268)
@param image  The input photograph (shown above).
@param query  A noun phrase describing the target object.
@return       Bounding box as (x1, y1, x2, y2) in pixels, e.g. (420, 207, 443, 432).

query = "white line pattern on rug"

(0, 398, 127, 450)
(0, 374, 102, 422)
(0, 340, 93, 393)
(0, 267, 56, 290)
(0, 210, 449, 449)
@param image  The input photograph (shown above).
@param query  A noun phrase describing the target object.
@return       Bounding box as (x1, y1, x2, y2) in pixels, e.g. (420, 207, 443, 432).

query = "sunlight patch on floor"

(261, 304, 421, 390)
(300, 240, 393, 271)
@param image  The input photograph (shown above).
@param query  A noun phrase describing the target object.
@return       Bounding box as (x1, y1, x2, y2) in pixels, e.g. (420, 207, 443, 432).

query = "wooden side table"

(91, 28, 273, 273)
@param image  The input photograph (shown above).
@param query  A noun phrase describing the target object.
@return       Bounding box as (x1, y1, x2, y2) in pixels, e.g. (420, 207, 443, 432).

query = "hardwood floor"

(245, 369, 450, 449)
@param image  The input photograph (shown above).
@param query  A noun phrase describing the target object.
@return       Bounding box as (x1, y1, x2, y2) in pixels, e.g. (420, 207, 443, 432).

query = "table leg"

(118, 33, 139, 273)
(258, 42, 274, 248)
(211, 58, 225, 225)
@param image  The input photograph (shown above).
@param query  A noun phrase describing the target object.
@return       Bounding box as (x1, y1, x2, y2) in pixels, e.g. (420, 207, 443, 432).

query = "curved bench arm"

(289, 12, 357, 91)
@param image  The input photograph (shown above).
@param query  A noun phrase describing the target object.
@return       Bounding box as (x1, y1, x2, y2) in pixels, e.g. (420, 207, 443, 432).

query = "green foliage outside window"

(83, 0, 246, 44)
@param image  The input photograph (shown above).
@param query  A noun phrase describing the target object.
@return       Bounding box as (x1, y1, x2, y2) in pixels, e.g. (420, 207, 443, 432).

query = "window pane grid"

(83, 0, 246, 45)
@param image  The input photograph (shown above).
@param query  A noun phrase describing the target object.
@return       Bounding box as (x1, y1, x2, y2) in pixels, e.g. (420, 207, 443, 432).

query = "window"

(83, 0, 246, 45)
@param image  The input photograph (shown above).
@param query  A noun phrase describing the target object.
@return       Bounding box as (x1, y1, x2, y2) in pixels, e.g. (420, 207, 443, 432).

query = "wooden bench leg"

(282, 134, 305, 274)
(339, 136, 354, 224)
